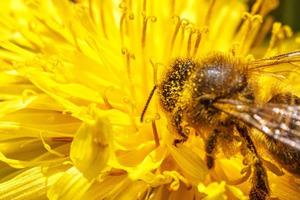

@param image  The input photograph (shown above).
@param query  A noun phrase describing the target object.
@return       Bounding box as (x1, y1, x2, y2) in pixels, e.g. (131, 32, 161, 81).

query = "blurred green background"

(247, 0, 300, 31)
(271, 0, 300, 31)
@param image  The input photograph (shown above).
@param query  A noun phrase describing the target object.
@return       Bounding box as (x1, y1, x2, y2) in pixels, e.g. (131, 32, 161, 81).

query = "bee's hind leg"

(236, 124, 270, 200)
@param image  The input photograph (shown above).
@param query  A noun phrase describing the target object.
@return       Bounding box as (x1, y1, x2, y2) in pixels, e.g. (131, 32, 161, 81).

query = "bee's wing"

(249, 51, 300, 74)
(250, 50, 300, 69)
(213, 99, 300, 150)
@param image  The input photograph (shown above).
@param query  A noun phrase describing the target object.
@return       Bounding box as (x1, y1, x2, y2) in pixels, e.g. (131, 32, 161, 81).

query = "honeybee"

(141, 51, 300, 200)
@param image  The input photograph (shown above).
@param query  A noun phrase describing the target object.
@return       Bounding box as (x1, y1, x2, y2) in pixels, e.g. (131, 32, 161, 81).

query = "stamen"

(119, 3, 134, 46)
(234, 13, 262, 55)
(170, 16, 181, 52)
(164, 171, 191, 191)
(151, 120, 160, 147)
(122, 48, 136, 100)
(141, 13, 156, 93)
(40, 133, 65, 157)
(119, 13, 127, 46)
(205, 0, 216, 26)
(192, 30, 202, 57)
(109, 168, 127, 176)
(178, 19, 190, 52)
(267, 23, 293, 54)
(69, 23, 81, 51)
(149, 59, 164, 85)
(139, 187, 155, 200)
(169, 16, 191, 56)
(88, 0, 109, 38)
(88, 0, 94, 21)
(251, 0, 279, 16)
(51, 137, 73, 142)
(187, 28, 196, 57)
(227, 165, 252, 185)
(99, 1, 108, 38)
(141, 14, 157, 49)
(122, 95, 138, 132)
(22, 89, 37, 97)
(252, 16, 274, 48)
(169, 0, 175, 15)
(250, 0, 263, 15)
(22, 89, 37, 104)
(127, 0, 132, 9)
(186, 28, 206, 58)
(101, 86, 129, 113)
(142, 0, 147, 13)
(101, 88, 113, 109)
(144, 113, 161, 123)
(19, 138, 40, 148)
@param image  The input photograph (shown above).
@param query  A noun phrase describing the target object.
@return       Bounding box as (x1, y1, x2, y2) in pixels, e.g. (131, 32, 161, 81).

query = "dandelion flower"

(0, 0, 299, 200)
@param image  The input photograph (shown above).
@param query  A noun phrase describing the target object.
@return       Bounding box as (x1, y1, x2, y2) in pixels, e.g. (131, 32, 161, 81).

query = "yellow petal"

(127, 145, 167, 180)
(167, 140, 208, 181)
(47, 167, 91, 200)
(0, 151, 66, 169)
(0, 166, 60, 200)
(70, 114, 112, 179)
(112, 181, 148, 200)
(83, 175, 130, 200)
(198, 182, 226, 200)
(0, 94, 37, 118)
(226, 185, 248, 200)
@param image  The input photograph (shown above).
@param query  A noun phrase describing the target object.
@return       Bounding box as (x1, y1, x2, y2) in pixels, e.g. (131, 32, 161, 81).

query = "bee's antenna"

(140, 85, 158, 122)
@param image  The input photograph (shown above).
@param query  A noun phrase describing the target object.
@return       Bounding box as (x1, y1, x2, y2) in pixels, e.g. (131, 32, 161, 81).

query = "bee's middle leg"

(236, 124, 270, 200)
(205, 128, 220, 169)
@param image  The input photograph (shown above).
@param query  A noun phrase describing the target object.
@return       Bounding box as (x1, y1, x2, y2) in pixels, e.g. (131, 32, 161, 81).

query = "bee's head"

(158, 58, 196, 112)
(140, 58, 196, 122)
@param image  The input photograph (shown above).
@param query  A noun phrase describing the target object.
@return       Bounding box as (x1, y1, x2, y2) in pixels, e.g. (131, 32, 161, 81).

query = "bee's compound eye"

(199, 96, 214, 106)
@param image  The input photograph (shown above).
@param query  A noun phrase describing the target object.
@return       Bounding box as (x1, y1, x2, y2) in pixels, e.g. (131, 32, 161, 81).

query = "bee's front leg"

(171, 108, 189, 146)
(236, 124, 270, 200)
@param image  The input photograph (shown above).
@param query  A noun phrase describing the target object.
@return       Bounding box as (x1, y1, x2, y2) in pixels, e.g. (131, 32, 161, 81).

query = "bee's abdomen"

(159, 59, 195, 112)
(266, 93, 300, 175)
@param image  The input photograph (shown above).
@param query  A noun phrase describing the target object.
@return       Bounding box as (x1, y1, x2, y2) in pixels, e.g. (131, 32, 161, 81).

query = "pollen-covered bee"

(141, 51, 300, 200)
